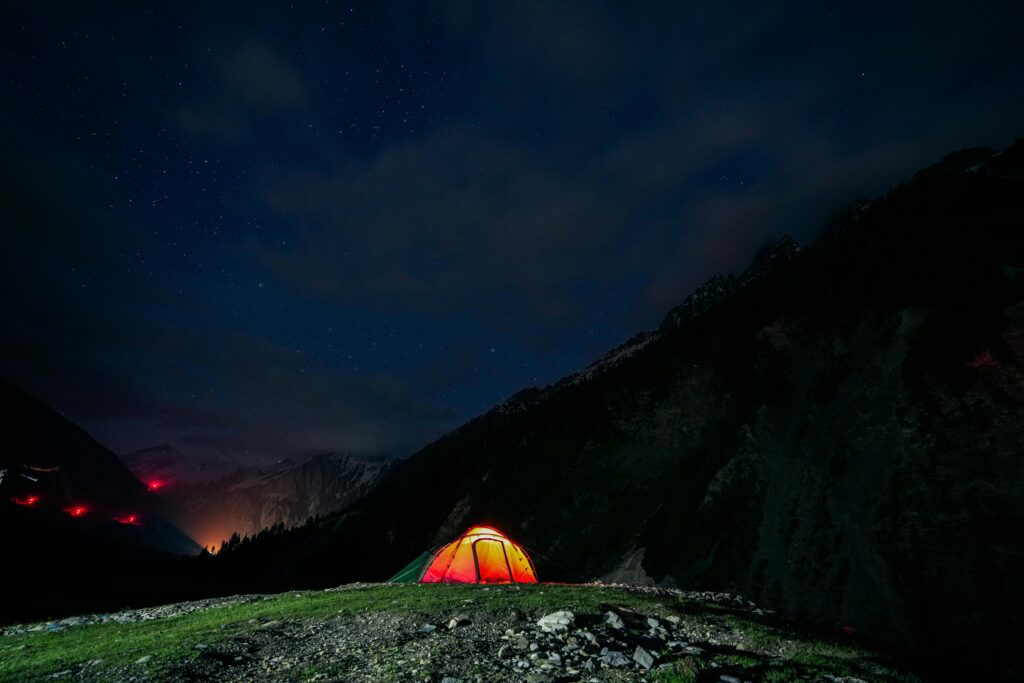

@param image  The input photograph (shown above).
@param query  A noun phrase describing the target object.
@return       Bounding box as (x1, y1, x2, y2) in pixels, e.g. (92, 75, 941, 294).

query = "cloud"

(255, 126, 627, 328)
(220, 41, 307, 110)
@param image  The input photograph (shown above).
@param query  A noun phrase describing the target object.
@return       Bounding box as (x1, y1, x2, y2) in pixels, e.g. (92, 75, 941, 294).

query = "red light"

(65, 506, 88, 517)
(147, 480, 162, 491)
(13, 495, 39, 506)
(115, 514, 141, 525)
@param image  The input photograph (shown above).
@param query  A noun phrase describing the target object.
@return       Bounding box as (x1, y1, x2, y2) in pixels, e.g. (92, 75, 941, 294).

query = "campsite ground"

(1, 583, 921, 682)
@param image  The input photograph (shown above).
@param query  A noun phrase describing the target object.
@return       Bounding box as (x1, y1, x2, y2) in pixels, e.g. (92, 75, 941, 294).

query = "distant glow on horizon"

(66, 505, 88, 517)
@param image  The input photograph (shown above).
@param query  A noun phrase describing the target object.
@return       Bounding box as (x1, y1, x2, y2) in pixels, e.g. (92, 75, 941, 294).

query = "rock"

(513, 635, 530, 649)
(537, 610, 575, 633)
(634, 646, 655, 669)
(604, 611, 625, 630)
(134, 655, 152, 664)
(720, 676, 741, 683)
(45, 672, 71, 680)
(440, 677, 464, 683)
(665, 615, 681, 625)
(417, 624, 437, 634)
(646, 618, 660, 629)
(599, 650, 630, 667)
(194, 643, 209, 650)
(447, 614, 470, 629)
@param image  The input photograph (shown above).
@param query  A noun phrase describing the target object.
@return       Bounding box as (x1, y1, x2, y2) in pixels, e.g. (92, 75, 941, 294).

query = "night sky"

(3, 2, 1023, 463)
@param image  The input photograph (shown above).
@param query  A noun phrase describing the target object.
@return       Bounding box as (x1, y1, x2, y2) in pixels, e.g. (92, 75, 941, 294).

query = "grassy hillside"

(0, 584, 920, 682)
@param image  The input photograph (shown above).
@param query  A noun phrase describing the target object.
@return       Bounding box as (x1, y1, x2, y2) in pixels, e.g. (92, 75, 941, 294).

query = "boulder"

(537, 610, 575, 633)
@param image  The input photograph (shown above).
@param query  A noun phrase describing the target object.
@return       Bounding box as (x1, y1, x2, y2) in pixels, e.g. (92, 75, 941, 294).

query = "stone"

(537, 610, 574, 633)
(417, 624, 437, 634)
(440, 678, 464, 683)
(719, 676, 741, 683)
(134, 656, 152, 664)
(633, 646, 655, 669)
(665, 615, 681, 625)
(604, 611, 625, 630)
(646, 618, 660, 629)
(599, 650, 630, 667)
(447, 614, 470, 629)
(514, 635, 530, 649)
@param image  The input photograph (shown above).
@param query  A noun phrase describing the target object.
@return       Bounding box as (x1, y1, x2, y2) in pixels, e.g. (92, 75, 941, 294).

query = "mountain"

(122, 447, 392, 549)
(122, 444, 246, 488)
(211, 141, 1024, 678)
(208, 452, 393, 539)
(0, 380, 200, 622)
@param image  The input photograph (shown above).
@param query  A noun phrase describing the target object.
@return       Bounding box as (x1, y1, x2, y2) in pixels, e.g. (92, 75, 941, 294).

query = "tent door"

(472, 539, 516, 583)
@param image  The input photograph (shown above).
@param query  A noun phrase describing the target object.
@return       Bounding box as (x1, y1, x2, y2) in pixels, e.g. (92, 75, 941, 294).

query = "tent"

(389, 525, 538, 584)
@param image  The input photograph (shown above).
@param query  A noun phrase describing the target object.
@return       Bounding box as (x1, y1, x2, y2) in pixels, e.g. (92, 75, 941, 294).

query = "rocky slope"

(212, 141, 1024, 678)
(123, 447, 392, 549)
(0, 583, 921, 682)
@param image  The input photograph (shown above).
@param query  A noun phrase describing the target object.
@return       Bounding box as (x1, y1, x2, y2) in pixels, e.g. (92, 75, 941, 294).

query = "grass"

(0, 584, 666, 680)
(0, 583, 921, 682)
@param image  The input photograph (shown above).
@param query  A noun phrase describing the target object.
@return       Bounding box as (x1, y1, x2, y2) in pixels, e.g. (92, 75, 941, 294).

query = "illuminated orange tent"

(389, 525, 538, 584)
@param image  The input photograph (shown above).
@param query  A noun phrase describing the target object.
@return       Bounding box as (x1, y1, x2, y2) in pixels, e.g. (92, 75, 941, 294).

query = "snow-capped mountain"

(122, 444, 247, 487)
(121, 447, 392, 549)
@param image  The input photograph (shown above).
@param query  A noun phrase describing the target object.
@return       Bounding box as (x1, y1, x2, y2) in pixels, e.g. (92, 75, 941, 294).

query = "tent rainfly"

(389, 525, 538, 584)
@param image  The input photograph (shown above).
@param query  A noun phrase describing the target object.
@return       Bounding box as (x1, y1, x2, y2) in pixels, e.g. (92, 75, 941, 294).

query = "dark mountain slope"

(0, 381, 200, 622)
(220, 142, 1024, 677)
(2, 379, 152, 510)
